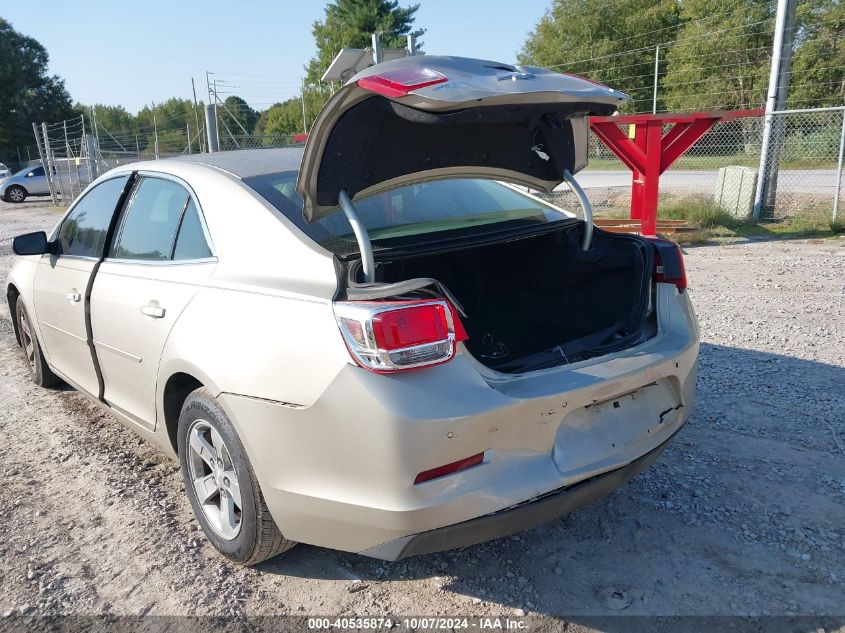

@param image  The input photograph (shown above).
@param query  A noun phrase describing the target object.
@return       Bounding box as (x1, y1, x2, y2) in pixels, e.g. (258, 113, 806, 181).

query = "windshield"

(243, 171, 570, 256)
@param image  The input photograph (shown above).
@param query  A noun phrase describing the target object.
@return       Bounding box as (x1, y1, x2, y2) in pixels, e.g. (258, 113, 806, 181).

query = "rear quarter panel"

(154, 164, 351, 408)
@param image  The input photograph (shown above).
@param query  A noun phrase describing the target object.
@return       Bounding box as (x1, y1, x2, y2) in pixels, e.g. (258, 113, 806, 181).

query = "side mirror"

(26, 172, 35, 178)
(12, 231, 49, 256)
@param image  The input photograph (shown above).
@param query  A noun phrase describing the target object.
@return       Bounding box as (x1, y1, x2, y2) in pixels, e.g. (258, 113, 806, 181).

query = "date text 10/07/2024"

(307, 617, 528, 630)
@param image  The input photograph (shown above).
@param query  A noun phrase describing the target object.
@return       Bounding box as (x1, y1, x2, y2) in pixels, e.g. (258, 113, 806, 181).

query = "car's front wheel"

(5, 185, 27, 203)
(16, 301, 60, 388)
(177, 387, 296, 565)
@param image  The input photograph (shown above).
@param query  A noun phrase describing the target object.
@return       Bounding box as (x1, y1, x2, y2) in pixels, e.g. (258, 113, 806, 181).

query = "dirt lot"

(0, 198, 843, 627)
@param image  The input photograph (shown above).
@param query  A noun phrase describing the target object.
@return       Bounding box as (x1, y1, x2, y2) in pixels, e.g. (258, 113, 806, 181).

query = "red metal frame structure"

(589, 109, 763, 235)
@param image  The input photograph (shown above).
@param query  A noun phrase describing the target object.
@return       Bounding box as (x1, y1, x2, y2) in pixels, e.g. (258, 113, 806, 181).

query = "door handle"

(65, 292, 81, 302)
(140, 305, 166, 319)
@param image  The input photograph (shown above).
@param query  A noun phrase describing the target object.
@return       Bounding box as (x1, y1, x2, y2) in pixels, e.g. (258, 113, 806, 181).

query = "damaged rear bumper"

(360, 429, 675, 560)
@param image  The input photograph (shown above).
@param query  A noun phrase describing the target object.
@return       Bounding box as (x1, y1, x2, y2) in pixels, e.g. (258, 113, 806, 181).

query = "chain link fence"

(24, 107, 845, 225)
(542, 106, 845, 224)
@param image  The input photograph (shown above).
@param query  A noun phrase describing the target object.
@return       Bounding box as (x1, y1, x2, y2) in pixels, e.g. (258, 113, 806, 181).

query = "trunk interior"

(369, 223, 656, 373)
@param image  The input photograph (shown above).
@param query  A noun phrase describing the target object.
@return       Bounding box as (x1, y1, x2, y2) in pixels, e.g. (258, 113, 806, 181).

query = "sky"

(3, 0, 552, 114)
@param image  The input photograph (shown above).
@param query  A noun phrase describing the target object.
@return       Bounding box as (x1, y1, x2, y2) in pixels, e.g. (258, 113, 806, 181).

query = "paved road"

(575, 169, 840, 194)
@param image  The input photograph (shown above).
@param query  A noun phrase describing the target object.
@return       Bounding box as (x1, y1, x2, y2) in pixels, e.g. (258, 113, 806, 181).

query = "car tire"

(15, 301, 61, 388)
(177, 387, 296, 565)
(5, 185, 27, 203)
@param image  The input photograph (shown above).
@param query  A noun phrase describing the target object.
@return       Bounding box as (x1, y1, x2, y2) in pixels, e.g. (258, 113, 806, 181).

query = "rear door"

(90, 174, 215, 429)
(33, 175, 130, 395)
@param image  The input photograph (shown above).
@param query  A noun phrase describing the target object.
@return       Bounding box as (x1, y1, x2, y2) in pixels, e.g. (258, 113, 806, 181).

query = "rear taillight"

(357, 68, 448, 98)
(414, 453, 485, 484)
(334, 299, 468, 372)
(650, 238, 687, 290)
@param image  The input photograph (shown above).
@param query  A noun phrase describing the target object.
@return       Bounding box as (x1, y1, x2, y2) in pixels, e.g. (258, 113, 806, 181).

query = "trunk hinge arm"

(562, 169, 593, 251)
(338, 189, 376, 283)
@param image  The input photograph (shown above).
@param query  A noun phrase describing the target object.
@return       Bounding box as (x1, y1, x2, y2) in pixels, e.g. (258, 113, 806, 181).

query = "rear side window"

(110, 176, 211, 261)
(173, 200, 212, 260)
(57, 176, 129, 257)
(242, 172, 565, 256)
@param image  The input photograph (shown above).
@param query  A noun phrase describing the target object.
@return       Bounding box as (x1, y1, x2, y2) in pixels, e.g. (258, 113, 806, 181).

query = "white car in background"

(0, 163, 12, 178)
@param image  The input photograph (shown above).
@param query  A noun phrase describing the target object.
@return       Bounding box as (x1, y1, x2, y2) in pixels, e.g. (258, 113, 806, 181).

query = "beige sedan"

(6, 56, 698, 564)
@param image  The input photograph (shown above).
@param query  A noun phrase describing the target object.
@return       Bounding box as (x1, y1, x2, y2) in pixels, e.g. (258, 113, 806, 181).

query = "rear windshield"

(243, 171, 569, 256)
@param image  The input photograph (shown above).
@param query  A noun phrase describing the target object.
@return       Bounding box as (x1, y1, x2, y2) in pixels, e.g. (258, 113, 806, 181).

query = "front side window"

(30, 166, 45, 177)
(110, 176, 211, 261)
(111, 177, 189, 261)
(57, 176, 129, 257)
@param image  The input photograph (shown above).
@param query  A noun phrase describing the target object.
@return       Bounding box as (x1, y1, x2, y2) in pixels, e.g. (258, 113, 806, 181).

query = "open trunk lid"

(296, 55, 629, 221)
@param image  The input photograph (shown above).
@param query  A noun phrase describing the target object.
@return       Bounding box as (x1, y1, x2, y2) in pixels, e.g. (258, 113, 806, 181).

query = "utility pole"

(212, 79, 220, 150)
(753, 0, 798, 219)
(372, 32, 383, 64)
(301, 78, 308, 134)
(652, 45, 660, 114)
(191, 77, 204, 152)
(153, 112, 160, 159)
(205, 104, 219, 152)
(407, 34, 416, 55)
(90, 107, 101, 156)
(187, 123, 192, 154)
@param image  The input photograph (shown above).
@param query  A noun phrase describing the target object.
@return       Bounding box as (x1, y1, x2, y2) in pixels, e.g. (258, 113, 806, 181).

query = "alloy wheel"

(18, 308, 36, 372)
(187, 419, 243, 540)
(7, 187, 24, 202)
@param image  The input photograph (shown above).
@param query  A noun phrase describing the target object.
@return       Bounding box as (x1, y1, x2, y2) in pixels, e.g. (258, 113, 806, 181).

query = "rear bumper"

(361, 429, 673, 560)
(218, 286, 698, 556)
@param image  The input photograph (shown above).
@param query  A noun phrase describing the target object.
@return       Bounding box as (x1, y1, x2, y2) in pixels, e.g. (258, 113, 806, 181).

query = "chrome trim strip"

(102, 257, 218, 267)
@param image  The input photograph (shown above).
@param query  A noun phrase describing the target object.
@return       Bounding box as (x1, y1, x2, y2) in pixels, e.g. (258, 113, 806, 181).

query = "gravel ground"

(0, 198, 843, 627)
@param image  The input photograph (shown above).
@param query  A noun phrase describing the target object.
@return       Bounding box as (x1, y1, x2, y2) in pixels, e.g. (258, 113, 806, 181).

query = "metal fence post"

(39, 123, 59, 206)
(301, 78, 307, 135)
(834, 109, 845, 223)
(652, 45, 659, 114)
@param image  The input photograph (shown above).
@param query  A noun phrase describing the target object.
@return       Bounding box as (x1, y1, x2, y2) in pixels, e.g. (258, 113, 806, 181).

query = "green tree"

(219, 96, 259, 135)
(519, 0, 680, 111)
(661, 0, 774, 112)
(0, 18, 74, 164)
(305, 0, 425, 83)
(260, 99, 305, 138)
(74, 103, 136, 135)
(789, 0, 845, 107)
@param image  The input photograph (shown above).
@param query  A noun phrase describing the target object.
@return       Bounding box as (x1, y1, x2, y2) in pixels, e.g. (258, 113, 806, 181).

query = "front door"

(33, 175, 130, 395)
(91, 175, 215, 428)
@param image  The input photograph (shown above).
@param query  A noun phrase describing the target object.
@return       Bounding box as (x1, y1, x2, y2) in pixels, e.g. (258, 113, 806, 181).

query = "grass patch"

(658, 200, 744, 230)
(594, 195, 843, 244)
